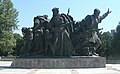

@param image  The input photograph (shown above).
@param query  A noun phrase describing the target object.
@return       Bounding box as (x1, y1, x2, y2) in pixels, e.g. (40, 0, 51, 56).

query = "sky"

(12, 0, 120, 35)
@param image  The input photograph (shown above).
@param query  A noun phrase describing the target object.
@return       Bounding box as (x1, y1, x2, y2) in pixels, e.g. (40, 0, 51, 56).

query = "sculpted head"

(52, 7, 59, 17)
(94, 8, 100, 18)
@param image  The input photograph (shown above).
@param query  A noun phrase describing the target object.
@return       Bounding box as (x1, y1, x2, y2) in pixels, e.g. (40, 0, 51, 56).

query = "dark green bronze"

(21, 8, 111, 57)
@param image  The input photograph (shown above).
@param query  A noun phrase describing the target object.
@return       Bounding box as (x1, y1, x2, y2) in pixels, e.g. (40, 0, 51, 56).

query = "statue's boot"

(92, 47, 99, 56)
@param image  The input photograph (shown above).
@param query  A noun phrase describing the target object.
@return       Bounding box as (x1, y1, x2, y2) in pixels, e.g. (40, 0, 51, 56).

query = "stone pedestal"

(11, 56, 106, 68)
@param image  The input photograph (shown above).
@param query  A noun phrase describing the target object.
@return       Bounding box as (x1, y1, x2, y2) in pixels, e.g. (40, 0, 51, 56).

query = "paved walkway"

(0, 61, 120, 74)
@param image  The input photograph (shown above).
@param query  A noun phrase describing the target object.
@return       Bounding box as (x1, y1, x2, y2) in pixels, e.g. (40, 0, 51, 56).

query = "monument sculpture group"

(11, 7, 111, 68)
(21, 7, 111, 57)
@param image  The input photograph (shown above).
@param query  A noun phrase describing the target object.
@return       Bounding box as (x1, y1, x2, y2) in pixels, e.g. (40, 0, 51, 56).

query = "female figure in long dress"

(50, 7, 73, 56)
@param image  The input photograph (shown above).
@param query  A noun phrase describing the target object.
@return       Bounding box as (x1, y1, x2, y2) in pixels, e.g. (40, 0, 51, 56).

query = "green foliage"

(0, 0, 19, 56)
(99, 23, 120, 57)
(12, 33, 23, 56)
(101, 32, 113, 56)
(0, 31, 16, 56)
(0, 0, 19, 31)
(97, 31, 113, 56)
(13, 33, 22, 41)
(112, 23, 120, 56)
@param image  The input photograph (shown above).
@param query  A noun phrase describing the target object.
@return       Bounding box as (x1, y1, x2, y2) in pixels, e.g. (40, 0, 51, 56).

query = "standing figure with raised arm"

(83, 8, 111, 56)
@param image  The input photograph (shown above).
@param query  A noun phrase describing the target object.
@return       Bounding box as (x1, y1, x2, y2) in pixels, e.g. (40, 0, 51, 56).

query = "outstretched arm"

(100, 8, 112, 21)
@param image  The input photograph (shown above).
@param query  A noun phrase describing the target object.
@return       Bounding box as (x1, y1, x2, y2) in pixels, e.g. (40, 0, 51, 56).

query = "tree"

(0, 31, 16, 56)
(112, 23, 120, 56)
(101, 32, 113, 56)
(96, 31, 113, 57)
(0, 0, 19, 31)
(0, 0, 19, 56)
(13, 33, 22, 41)
(12, 33, 23, 56)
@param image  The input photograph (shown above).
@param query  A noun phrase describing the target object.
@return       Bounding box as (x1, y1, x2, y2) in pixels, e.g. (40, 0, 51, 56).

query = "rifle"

(75, 28, 103, 39)
(85, 28, 103, 33)
(91, 28, 103, 31)
(67, 8, 70, 15)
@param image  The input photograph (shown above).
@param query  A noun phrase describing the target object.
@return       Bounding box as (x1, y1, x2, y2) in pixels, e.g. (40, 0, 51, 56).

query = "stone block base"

(11, 56, 106, 68)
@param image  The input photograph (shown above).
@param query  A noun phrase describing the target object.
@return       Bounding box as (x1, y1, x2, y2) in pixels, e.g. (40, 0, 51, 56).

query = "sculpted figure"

(83, 8, 111, 56)
(20, 8, 111, 56)
(50, 7, 73, 56)
(49, 7, 61, 44)
(21, 27, 33, 55)
(42, 15, 55, 56)
(44, 29, 54, 56)
(32, 16, 44, 54)
(72, 8, 111, 56)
